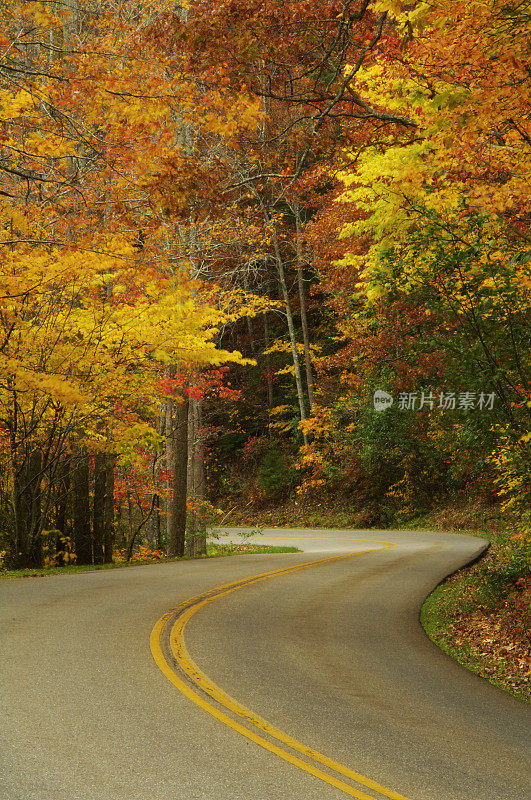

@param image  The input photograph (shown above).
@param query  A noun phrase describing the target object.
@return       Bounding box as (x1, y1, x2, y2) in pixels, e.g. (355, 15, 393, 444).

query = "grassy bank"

(0, 542, 300, 580)
(421, 531, 530, 701)
(216, 495, 514, 533)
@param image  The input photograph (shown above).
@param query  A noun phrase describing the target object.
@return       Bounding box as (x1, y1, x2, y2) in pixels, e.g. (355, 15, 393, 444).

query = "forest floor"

(217, 496, 530, 702)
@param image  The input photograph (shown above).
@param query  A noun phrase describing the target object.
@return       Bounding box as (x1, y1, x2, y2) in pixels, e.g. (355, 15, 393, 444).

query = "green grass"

(421, 533, 530, 701)
(207, 543, 299, 557)
(421, 585, 529, 702)
(0, 543, 301, 579)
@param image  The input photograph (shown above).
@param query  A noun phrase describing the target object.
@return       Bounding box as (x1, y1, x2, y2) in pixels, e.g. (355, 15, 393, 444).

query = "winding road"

(1, 529, 529, 800)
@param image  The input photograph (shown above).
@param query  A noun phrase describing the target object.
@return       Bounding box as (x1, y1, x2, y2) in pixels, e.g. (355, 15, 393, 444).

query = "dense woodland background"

(0, 0, 529, 571)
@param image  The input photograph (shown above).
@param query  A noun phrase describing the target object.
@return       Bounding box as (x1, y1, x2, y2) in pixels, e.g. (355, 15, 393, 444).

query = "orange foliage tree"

(299, 0, 530, 523)
(0, 0, 264, 566)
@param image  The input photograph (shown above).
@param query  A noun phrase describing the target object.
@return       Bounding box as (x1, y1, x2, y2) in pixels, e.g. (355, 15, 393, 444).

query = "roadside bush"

(478, 541, 531, 609)
(258, 445, 297, 501)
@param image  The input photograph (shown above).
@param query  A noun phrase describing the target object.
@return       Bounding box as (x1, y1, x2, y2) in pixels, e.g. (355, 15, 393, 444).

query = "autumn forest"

(0, 0, 529, 574)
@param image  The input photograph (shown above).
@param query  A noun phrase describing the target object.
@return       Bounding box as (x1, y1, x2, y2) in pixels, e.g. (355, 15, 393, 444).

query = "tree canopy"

(1, 0, 529, 568)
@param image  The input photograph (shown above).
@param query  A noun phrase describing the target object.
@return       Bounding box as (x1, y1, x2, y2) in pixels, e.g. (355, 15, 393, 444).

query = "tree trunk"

(148, 407, 164, 551)
(152, 493, 162, 551)
(92, 452, 105, 564)
(72, 449, 92, 564)
(270, 221, 309, 446)
(103, 454, 115, 563)
(294, 201, 315, 412)
(164, 398, 174, 542)
(186, 398, 207, 557)
(186, 397, 196, 548)
(127, 490, 133, 544)
(13, 448, 44, 568)
(264, 311, 274, 411)
(54, 455, 71, 565)
(168, 396, 189, 558)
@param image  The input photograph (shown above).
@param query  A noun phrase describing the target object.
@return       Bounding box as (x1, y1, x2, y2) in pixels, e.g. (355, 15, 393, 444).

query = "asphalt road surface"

(1, 529, 529, 800)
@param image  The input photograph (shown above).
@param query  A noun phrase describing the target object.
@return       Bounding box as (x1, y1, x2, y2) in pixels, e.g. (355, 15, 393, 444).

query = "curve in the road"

(151, 540, 415, 800)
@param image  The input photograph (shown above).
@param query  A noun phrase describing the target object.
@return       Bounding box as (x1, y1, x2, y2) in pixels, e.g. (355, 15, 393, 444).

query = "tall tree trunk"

(13, 448, 44, 568)
(103, 454, 115, 563)
(127, 490, 133, 544)
(243, 274, 257, 356)
(152, 493, 162, 551)
(185, 397, 195, 548)
(92, 452, 105, 564)
(168, 396, 189, 558)
(263, 311, 274, 412)
(270, 221, 309, 446)
(115, 500, 123, 548)
(54, 455, 71, 565)
(186, 398, 207, 557)
(72, 449, 91, 564)
(149, 409, 165, 551)
(293, 201, 315, 412)
(54, 455, 70, 535)
(164, 398, 173, 543)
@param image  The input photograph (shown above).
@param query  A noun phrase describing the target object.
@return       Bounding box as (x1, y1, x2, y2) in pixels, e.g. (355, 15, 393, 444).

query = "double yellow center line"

(150, 541, 415, 800)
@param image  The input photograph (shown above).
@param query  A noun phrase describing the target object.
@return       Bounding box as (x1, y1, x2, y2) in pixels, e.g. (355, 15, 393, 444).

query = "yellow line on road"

(150, 545, 414, 800)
